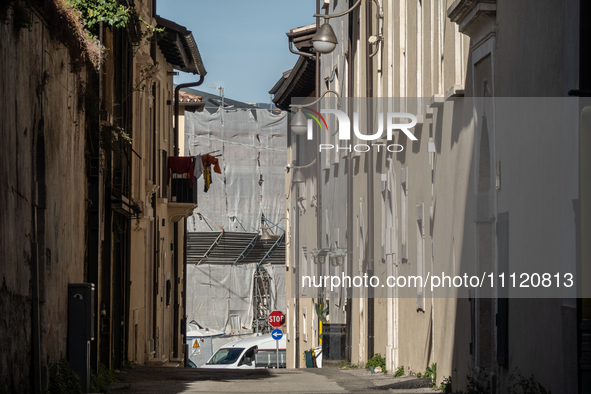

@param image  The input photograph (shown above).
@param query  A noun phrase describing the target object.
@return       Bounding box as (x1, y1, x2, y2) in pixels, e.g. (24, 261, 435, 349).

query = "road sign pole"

(270, 327, 283, 368)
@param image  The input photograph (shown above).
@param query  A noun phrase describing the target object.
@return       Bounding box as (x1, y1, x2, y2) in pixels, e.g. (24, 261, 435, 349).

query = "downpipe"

(173, 75, 205, 367)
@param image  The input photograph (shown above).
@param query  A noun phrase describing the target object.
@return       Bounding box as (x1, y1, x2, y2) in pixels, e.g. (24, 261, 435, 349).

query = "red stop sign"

(268, 311, 285, 328)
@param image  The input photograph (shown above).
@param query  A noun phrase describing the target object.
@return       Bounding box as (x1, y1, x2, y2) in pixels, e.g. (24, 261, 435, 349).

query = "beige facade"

(0, 1, 205, 390)
(284, 0, 582, 392)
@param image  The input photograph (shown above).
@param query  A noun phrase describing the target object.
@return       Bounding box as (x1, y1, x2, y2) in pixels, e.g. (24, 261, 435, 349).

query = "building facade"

(280, 1, 587, 392)
(0, 0, 206, 390)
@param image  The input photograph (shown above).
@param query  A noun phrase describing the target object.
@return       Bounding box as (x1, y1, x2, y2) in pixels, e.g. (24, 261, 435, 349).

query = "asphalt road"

(107, 366, 442, 393)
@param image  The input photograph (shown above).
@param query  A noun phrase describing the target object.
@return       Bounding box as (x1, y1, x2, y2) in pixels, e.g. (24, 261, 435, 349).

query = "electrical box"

(68, 283, 95, 393)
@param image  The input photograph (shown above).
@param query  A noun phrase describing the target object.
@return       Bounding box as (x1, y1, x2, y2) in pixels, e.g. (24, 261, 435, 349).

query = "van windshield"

(207, 348, 244, 365)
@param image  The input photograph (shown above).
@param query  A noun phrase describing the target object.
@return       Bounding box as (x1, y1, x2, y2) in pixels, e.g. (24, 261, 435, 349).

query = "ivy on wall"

(67, 0, 131, 29)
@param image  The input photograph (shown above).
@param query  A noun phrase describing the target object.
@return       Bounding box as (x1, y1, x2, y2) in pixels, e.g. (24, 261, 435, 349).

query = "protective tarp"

(263, 264, 286, 314)
(184, 108, 287, 233)
(186, 263, 257, 333)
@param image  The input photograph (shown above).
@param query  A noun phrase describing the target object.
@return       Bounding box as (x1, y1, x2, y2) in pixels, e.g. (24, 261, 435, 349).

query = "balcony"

(167, 156, 198, 222)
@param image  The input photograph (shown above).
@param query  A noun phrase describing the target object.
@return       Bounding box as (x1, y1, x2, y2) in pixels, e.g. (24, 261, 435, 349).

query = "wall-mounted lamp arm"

(287, 34, 316, 59)
(290, 158, 317, 169)
(289, 90, 340, 109)
(313, 0, 363, 19)
(372, 0, 383, 17)
(368, 0, 384, 58)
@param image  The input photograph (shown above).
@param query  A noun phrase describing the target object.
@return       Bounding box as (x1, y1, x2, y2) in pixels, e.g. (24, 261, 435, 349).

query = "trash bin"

(304, 350, 314, 368)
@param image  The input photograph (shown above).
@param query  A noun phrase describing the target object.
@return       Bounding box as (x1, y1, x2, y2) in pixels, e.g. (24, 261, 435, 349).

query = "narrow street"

(107, 366, 440, 394)
(2, 0, 590, 393)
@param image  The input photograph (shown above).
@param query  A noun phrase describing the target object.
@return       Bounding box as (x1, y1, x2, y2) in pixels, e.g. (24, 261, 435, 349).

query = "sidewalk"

(107, 365, 443, 393)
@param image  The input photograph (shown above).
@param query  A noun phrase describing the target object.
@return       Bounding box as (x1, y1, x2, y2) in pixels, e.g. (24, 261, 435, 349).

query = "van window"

(207, 348, 244, 365)
(239, 346, 256, 365)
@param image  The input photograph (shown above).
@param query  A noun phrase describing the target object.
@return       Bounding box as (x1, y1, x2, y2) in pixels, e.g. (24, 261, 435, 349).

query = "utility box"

(68, 283, 95, 393)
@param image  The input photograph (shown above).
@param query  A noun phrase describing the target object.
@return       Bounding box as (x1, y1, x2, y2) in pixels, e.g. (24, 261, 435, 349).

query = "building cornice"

(447, 0, 496, 39)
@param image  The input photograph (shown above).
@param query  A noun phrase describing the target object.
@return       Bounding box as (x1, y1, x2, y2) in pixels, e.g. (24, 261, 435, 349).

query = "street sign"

(271, 328, 283, 369)
(271, 328, 283, 340)
(268, 310, 285, 328)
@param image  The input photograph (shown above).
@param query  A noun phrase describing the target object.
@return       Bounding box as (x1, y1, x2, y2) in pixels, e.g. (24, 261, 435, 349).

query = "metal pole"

(276, 339, 279, 368)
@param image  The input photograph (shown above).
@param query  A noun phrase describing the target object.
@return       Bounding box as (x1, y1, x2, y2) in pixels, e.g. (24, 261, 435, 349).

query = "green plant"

(67, 0, 131, 29)
(416, 372, 422, 378)
(89, 363, 115, 393)
(365, 353, 386, 373)
(99, 125, 132, 157)
(506, 368, 552, 394)
(424, 362, 437, 386)
(47, 355, 83, 394)
(122, 357, 134, 370)
(440, 376, 452, 393)
(315, 301, 329, 324)
(454, 367, 491, 394)
(394, 365, 404, 377)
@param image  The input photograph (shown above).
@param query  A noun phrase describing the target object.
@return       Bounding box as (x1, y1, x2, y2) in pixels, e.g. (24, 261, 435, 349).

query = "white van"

(200, 334, 286, 369)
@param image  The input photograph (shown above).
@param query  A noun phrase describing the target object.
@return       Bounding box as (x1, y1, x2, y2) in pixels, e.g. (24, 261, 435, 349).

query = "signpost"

(268, 310, 285, 328)
(268, 311, 284, 368)
(271, 328, 283, 369)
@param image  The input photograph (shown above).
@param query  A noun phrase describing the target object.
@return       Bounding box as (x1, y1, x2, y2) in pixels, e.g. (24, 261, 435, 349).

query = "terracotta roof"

(178, 90, 203, 103)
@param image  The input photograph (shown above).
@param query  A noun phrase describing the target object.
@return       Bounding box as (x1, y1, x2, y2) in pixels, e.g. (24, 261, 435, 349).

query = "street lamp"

(312, 0, 383, 55)
(312, 249, 329, 265)
(289, 89, 340, 135)
(288, 159, 317, 185)
(292, 168, 306, 184)
(312, 21, 338, 54)
(311, 0, 363, 54)
(329, 249, 347, 267)
(290, 108, 308, 135)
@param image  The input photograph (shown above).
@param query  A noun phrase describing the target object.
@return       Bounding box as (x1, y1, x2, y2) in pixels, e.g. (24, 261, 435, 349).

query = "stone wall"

(0, 4, 90, 390)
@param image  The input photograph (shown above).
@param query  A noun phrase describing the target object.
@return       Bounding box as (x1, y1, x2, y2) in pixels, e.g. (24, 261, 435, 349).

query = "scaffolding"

(185, 231, 285, 333)
(253, 266, 273, 334)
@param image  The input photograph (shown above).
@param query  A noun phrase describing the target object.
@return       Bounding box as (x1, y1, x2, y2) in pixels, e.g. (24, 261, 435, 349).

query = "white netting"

(186, 263, 257, 333)
(184, 108, 287, 233)
(264, 264, 287, 313)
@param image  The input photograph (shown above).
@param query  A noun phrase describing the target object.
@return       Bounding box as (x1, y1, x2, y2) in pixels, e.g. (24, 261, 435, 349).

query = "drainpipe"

(345, 12, 354, 363)
(174, 77, 205, 157)
(315, 0, 324, 324)
(173, 76, 205, 366)
(287, 33, 316, 60)
(365, 0, 375, 361)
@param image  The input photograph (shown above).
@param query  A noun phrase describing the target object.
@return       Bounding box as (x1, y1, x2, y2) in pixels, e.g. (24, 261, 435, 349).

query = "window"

(161, 150, 168, 198)
(301, 246, 308, 296)
(303, 307, 307, 342)
(416, 203, 425, 311)
(401, 168, 408, 260)
(166, 279, 171, 306)
(207, 348, 244, 365)
(239, 346, 256, 366)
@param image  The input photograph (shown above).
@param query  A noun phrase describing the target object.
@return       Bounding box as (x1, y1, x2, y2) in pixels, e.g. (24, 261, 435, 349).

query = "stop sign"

(268, 310, 285, 328)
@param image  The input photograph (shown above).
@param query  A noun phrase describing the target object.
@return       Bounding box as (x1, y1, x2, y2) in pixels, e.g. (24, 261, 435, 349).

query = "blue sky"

(157, 0, 317, 104)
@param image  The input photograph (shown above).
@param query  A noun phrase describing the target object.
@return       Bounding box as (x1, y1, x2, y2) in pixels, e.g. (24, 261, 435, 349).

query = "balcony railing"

(170, 174, 197, 204)
(168, 156, 198, 205)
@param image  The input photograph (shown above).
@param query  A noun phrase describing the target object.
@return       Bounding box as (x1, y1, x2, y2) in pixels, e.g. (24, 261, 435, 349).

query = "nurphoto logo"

(302, 107, 418, 153)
